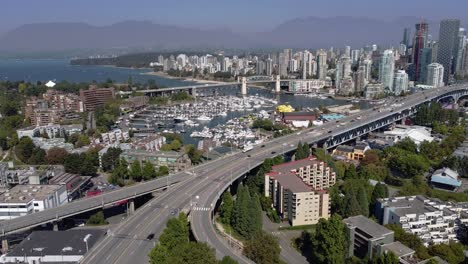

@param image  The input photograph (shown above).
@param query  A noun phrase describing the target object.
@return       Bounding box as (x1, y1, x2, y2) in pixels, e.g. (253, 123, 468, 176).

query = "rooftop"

(0, 184, 63, 204)
(380, 241, 415, 258)
(344, 215, 394, 239)
(6, 230, 105, 257)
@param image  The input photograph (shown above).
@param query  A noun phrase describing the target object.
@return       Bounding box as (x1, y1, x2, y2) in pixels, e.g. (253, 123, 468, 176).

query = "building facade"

(264, 157, 336, 226)
(436, 19, 461, 84)
(427, 63, 445, 88)
(379, 50, 395, 91)
(79, 86, 115, 111)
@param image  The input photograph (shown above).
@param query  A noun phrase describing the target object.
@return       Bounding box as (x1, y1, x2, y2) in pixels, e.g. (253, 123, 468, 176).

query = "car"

(336, 120, 340, 123)
(271, 151, 276, 154)
(147, 233, 155, 240)
(328, 130, 332, 133)
(247, 154, 251, 157)
(261, 145, 265, 148)
(351, 119, 355, 122)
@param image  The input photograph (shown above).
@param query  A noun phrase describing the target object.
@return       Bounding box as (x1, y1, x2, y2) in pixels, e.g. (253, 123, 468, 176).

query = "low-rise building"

(282, 112, 316, 128)
(0, 230, 105, 263)
(120, 96, 149, 112)
(120, 150, 191, 173)
(344, 215, 415, 260)
(287, 79, 332, 93)
(375, 196, 468, 246)
(332, 142, 370, 161)
(264, 156, 336, 226)
(0, 184, 68, 220)
(17, 124, 65, 139)
(49, 172, 92, 200)
(101, 130, 129, 145)
(79, 85, 115, 111)
(32, 138, 75, 152)
(430, 168, 461, 191)
(383, 125, 434, 146)
(365, 83, 384, 99)
(130, 135, 166, 152)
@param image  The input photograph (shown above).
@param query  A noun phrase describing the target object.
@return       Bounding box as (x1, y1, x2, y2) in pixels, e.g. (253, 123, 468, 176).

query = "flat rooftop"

(6, 230, 105, 257)
(380, 241, 415, 258)
(344, 215, 394, 239)
(0, 184, 63, 204)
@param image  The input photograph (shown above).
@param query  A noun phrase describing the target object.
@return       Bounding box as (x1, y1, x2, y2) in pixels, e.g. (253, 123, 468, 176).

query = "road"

(6, 85, 467, 263)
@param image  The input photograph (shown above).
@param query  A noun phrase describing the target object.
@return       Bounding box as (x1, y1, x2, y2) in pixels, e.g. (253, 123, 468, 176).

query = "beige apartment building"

(264, 156, 336, 226)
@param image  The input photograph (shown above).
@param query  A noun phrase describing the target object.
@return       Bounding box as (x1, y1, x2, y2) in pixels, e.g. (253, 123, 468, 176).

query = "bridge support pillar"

(274, 75, 281, 93)
(190, 87, 197, 98)
(1, 239, 8, 254)
(128, 199, 135, 215)
(53, 221, 59, 231)
(241, 77, 247, 96)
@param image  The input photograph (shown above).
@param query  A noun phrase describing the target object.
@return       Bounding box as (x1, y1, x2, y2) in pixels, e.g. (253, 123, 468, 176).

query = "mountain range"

(0, 16, 464, 53)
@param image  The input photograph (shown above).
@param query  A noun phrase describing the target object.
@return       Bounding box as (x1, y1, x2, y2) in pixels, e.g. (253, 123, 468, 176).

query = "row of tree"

(109, 159, 169, 186)
(148, 213, 237, 264)
(219, 184, 262, 240)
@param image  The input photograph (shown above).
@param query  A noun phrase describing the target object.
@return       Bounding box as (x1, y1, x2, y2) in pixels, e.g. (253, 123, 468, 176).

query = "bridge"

(140, 75, 297, 97)
(3, 85, 468, 263)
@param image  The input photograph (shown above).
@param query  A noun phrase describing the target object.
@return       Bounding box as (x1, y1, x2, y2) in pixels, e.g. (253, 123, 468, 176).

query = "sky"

(2, 0, 468, 33)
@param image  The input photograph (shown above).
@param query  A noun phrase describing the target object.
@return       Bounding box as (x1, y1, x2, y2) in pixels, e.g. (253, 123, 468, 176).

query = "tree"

(45, 147, 69, 165)
(219, 256, 238, 264)
(167, 242, 217, 264)
(247, 192, 262, 235)
(16, 136, 35, 162)
(64, 153, 82, 174)
(156, 166, 169, 177)
(373, 252, 399, 264)
(86, 211, 108, 225)
(311, 214, 347, 264)
(385, 224, 430, 259)
(28, 148, 46, 164)
(343, 189, 361, 217)
(371, 183, 388, 210)
(302, 142, 311, 157)
(243, 231, 281, 264)
(344, 164, 357, 179)
(75, 135, 91, 148)
(220, 192, 234, 225)
(186, 144, 204, 164)
(295, 142, 306, 159)
(428, 243, 465, 264)
(142, 161, 157, 180)
(129, 161, 142, 181)
(357, 185, 369, 217)
(101, 147, 122, 172)
(394, 138, 418, 154)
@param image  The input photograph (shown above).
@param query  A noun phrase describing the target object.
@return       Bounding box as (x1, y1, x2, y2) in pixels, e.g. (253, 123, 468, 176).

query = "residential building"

(0, 184, 68, 220)
(335, 56, 352, 91)
(264, 156, 336, 226)
(353, 66, 366, 93)
(375, 196, 468, 245)
(427, 63, 445, 88)
(344, 215, 415, 261)
(411, 21, 429, 82)
(131, 135, 166, 152)
(430, 168, 461, 191)
(418, 48, 433, 83)
(455, 28, 467, 75)
(0, 230, 105, 263)
(437, 19, 461, 84)
(379, 50, 395, 91)
(43, 90, 85, 113)
(17, 125, 65, 139)
(365, 83, 384, 99)
(120, 150, 191, 173)
(287, 79, 332, 93)
(79, 86, 115, 111)
(316, 50, 328, 80)
(120, 96, 149, 112)
(101, 130, 129, 145)
(393, 70, 409, 95)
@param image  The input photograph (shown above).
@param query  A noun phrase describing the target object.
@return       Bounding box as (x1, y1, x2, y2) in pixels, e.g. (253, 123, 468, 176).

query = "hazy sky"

(2, 0, 467, 33)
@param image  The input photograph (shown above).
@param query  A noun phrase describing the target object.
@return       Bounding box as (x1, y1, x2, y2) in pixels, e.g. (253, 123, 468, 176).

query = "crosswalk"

(192, 207, 212, 211)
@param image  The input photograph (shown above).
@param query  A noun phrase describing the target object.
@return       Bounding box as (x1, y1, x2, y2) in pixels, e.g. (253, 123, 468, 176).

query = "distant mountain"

(263, 16, 445, 48)
(0, 17, 464, 53)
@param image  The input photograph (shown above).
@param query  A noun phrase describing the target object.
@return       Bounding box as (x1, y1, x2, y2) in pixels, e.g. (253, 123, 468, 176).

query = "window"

(33, 203, 39, 206)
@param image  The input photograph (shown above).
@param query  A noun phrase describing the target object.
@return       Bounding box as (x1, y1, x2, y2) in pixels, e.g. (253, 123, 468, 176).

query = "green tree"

(243, 231, 281, 264)
(129, 161, 142, 181)
(219, 256, 238, 264)
(231, 184, 252, 238)
(357, 185, 369, 216)
(343, 188, 361, 217)
(373, 252, 399, 264)
(101, 147, 122, 172)
(311, 214, 347, 264)
(428, 242, 465, 264)
(295, 142, 306, 159)
(142, 161, 157, 180)
(385, 224, 430, 259)
(186, 144, 204, 164)
(220, 192, 234, 225)
(156, 166, 169, 177)
(371, 183, 388, 210)
(28, 148, 46, 164)
(86, 211, 108, 225)
(15, 136, 35, 162)
(344, 164, 357, 179)
(302, 142, 310, 157)
(167, 242, 217, 264)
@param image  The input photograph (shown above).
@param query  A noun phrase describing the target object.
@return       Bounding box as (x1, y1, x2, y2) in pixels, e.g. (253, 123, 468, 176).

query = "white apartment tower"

(426, 63, 445, 88)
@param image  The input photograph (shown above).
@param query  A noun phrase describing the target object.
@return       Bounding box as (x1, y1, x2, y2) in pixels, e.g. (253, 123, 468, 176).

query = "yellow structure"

(332, 142, 370, 161)
(276, 104, 295, 113)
